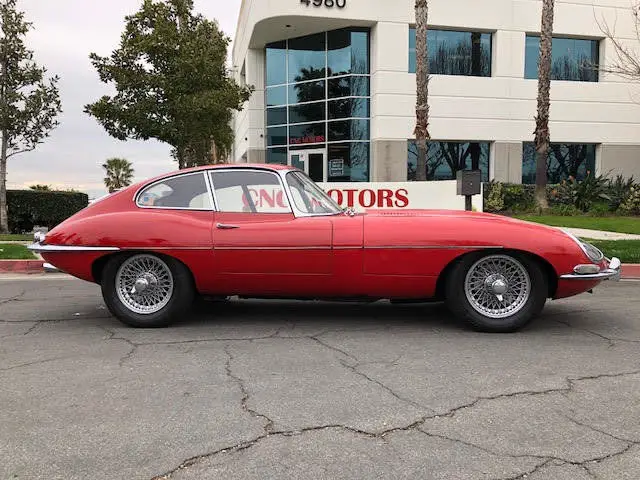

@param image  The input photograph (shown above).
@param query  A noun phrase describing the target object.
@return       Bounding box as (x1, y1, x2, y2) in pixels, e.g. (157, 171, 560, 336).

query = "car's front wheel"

(445, 252, 547, 333)
(101, 253, 195, 328)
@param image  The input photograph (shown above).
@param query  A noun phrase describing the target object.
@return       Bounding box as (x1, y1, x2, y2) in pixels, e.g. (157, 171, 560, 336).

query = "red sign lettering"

(326, 188, 411, 209)
(290, 135, 325, 145)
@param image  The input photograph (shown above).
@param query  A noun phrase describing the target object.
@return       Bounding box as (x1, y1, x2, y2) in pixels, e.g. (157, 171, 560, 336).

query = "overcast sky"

(8, 0, 242, 199)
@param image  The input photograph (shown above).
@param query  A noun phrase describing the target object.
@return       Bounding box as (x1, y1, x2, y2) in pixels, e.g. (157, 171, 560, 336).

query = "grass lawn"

(0, 244, 36, 260)
(582, 239, 640, 264)
(0, 234, 32, 241)
(514, 215, 640, 235)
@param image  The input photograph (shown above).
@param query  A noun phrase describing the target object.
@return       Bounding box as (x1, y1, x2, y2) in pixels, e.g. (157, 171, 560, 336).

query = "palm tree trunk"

(0, 130, 8, 234)
(534, 0, 555, 210)
(414, 0, 430, 181)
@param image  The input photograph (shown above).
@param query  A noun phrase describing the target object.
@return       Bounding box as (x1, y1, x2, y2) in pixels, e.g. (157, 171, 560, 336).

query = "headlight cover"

(562, 230, 604, 263)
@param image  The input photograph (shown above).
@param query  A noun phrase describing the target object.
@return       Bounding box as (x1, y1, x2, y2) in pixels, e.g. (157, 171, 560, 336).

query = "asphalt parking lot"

(1, 275, 639, 480)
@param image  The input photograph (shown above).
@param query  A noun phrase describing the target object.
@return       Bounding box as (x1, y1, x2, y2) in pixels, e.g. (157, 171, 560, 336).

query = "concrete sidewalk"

(560, 227, 640, 241)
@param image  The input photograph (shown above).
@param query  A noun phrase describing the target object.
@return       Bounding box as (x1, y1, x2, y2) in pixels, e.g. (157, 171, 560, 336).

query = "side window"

(210, 170, 292, 213)
(137, 173, 212, 209)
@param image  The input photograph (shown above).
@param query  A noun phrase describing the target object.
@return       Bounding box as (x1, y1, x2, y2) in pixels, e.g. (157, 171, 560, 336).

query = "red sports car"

(29, 164, 621, 332)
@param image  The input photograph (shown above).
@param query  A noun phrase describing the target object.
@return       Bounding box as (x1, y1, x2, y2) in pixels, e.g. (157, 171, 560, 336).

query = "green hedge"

(7, 190, 89, 233)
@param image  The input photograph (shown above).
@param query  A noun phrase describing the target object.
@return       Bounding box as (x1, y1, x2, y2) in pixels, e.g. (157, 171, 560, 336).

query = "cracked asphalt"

(1, 274, 639, 480)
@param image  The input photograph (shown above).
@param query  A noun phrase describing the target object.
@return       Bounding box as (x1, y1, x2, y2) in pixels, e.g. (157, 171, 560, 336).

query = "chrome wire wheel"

(464, 255, 532, 319)
(115, 255, 174, 315)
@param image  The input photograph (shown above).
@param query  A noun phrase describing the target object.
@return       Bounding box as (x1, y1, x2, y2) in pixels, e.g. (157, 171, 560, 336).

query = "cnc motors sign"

(233, 182, 482, 213)
(300, 0, 346, 9)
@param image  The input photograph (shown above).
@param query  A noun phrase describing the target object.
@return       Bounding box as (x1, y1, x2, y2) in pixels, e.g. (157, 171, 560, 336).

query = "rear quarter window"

(136, 173, 212, 210)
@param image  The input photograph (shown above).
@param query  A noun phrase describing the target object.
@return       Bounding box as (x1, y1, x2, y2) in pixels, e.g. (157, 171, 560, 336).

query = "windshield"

(285, 171, 343, 215)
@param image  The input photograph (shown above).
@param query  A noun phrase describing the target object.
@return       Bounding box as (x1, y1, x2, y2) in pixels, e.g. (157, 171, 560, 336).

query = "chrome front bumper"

(560, 257, 621, 281)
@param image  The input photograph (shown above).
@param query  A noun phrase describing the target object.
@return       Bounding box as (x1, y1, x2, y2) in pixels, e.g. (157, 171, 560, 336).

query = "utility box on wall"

(456, 170, 482, 196)
(457, 170, 482, 211)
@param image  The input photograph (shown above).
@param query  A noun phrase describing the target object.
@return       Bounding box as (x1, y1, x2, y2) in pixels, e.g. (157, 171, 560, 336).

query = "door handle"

(216, 223, 240, 229)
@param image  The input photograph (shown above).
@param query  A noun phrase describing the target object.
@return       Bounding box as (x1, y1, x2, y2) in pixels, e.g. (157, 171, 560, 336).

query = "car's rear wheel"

(445, 252, 547, 333)
(101, 253, 195, 328)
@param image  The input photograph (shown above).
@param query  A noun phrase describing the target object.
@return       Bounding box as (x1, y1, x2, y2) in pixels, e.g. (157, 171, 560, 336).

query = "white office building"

(230, 0, 640, 187)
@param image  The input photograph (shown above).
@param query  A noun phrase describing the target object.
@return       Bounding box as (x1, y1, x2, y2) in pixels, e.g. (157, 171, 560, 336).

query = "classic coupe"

(29, 164, 621, 333)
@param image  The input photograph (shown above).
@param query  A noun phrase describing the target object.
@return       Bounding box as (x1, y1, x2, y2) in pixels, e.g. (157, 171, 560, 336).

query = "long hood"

(362, 209, 574, 249)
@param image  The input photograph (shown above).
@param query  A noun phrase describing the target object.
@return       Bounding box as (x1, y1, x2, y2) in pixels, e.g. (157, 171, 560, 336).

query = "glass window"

(328, 30, 352, 77)
(266, 86, 287, 107)
(263, 28, 371, 182)
(137, 173, 211, 209)
(522, 143, 597, 184)
(289, 101, 326, 124)
(524, 35, 599, 82)
(327, 29, 370, 77)
(266, 41, 287, 86)
(286, 171, 343, 214)
(267, 126, 287, 146)
(328, 119, 370, 142)
(407, 141, 490, 181)
(328, 142, 370, 182)
(266, 148, 288, 165)
(210, 170, 291, 214)
(266, 107, 287, 126)
(288, 33, 326, 83)
(289, 122, 326, 145)
(409, 28, 492, 76)
(328, 75, 370, 98)
(328, 97, 370, 119)
(289, 80, 325, 104)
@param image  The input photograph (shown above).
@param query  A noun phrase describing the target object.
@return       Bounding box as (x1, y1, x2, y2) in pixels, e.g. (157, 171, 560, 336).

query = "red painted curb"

(622, 264, 640, 279)
(0, 260, 44, 274)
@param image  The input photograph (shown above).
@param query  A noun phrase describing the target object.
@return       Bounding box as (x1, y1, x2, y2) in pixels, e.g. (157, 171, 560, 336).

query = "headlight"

(562, 230, 604, 263)
(581, 241, 604, 263)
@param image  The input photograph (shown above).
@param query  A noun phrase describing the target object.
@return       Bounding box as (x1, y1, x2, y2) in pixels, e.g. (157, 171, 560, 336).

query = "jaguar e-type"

(29, 164, 621, 332)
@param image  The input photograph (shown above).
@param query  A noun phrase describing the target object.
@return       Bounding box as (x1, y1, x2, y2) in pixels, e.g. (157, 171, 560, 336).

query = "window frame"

(134, 171, 215, 211)
(409, 27, 494, 77)
(208, 168, 294, 215)
(523, 34, 600, 82)
(406, 139, 492, 182)
(521, 142, 598, 184)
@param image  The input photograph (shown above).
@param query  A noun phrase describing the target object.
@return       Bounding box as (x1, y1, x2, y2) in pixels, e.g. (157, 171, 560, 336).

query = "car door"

(209, 168, 333, 296)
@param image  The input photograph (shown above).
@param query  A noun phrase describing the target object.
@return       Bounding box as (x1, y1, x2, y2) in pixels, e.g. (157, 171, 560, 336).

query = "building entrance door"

(288, 149, 326, 183)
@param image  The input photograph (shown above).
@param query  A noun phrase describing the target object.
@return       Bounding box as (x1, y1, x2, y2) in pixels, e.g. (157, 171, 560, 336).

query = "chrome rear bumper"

(560, 257, 621, 281)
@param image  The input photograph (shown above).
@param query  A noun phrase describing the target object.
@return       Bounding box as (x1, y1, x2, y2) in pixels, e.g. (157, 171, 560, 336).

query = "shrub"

(619, 186, 640, 215)
(606, 174, 637, 212)
(550, 204, 582, 216)
(484, 181, 505, 213)
(549, 173, 611, 213)
(7, 190, 89, 233)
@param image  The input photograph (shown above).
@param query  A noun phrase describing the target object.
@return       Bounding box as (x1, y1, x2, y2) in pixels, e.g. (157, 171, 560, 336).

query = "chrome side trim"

(560, 257, 621, 281)
(215, 246, 329, 250)
(365, 245, 503, 250)
(212, 245, 502, 251)
(28, 244, 120, 253)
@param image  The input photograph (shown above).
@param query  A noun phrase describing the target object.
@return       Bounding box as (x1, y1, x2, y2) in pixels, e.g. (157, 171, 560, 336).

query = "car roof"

(138, 163, 296, 188)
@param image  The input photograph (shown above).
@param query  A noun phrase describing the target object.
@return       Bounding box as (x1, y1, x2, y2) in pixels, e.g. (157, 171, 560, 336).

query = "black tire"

(444, 251, 547, 333)
(101, 253, 196, 328)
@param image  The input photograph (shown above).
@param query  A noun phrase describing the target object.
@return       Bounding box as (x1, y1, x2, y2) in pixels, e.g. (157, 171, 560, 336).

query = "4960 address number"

(300, 0, 346, 8)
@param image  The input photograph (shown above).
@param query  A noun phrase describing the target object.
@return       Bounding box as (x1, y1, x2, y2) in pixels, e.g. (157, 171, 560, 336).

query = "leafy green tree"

(85, 0, 252, 169)
(0, 0, 62, 233)
(103, 157, 134, 193)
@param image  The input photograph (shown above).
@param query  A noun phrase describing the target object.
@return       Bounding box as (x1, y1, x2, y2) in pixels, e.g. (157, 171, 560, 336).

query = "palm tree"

(534, 0, 555, 210)
(103, 158, 134, 193)
(414, 0, 430, 181)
